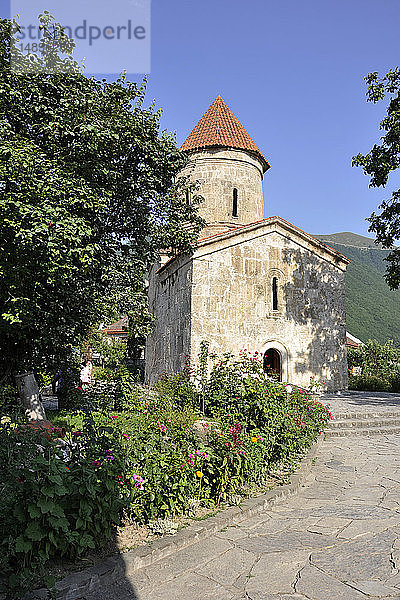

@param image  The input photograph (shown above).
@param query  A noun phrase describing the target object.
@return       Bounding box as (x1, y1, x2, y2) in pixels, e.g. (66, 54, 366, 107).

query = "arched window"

(232, 188, 238, 217)
(272, 277, 278, 311)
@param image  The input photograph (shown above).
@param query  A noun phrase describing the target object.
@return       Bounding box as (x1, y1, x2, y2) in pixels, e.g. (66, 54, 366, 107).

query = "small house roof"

(102, 316, 128, 335)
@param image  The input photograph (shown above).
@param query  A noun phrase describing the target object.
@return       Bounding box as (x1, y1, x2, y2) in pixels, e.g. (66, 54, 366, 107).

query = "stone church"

(145, 97, 350, 391)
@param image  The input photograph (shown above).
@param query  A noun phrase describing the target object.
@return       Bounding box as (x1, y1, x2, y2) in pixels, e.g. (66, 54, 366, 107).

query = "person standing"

(79, 359, 92, 390)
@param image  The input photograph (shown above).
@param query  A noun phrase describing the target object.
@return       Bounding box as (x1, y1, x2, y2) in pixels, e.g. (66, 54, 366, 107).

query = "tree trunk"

(15, 372, 47, 421)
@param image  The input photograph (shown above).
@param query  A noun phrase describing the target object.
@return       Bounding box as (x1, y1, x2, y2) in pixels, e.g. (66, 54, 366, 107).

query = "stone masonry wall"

(180, 148, 264, 236)
(190, 229, 348, 391)
(145, 255, 193, 384)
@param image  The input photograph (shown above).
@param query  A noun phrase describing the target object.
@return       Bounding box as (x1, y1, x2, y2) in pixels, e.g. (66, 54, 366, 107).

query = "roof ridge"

(215, 97, 221, 144)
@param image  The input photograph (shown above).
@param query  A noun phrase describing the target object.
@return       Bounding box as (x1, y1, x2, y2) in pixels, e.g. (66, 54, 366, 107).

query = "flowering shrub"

(132, 349, 331, 506)
(1, 347, 331, 596)
(0, 414, 133, 597)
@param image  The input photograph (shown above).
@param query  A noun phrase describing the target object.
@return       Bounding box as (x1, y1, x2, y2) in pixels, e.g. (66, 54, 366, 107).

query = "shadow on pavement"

(322, 390, 400, 409)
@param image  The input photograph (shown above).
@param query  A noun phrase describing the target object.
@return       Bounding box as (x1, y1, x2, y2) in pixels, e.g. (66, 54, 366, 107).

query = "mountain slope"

(314, 233, 400, 345)
(316, 232, 385, 249)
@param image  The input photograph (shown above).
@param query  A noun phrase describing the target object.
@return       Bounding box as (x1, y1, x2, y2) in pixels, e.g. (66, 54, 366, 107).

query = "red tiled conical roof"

(180, 96, 270, 172)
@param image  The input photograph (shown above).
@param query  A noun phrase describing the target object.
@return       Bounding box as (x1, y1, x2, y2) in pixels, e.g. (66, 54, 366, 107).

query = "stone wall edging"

(27, 435, 324, 600)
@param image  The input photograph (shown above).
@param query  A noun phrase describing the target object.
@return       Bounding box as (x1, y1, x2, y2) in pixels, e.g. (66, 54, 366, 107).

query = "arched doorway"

(263, 348, 282, 381)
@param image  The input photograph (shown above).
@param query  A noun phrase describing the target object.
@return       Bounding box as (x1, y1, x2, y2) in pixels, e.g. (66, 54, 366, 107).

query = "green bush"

(0, 384, 19, 413)
(348, 340, 400, 392)
(93, 363, 132, 381)
(388, 371, 400, 393)
(0, 414, 133, 597)
(347, 340, 400, 392)
(154, 372, 199, 409)
(349, 374, 391, 392)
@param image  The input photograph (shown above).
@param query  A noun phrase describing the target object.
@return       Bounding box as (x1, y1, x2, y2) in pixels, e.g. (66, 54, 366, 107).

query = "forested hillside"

(314, 233, 400, 346)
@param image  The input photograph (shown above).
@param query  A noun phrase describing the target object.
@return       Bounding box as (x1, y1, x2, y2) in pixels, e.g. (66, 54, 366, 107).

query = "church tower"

(180, 96, 270, 236)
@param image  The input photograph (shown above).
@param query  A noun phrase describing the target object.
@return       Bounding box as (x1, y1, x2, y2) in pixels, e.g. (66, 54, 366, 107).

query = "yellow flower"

(196, 471, 203, 478)
(1, 416, 11, 425)
(251, 436, 257, 443)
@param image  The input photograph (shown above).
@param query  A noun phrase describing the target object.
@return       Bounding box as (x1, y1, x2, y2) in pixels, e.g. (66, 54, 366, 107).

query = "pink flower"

(156, 421, 167, 434)
(132, 473, 145, 490)
(195, 450, 208, 458)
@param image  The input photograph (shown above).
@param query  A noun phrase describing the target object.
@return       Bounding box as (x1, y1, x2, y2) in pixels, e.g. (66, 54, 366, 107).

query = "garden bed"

(0, 349, 331, 598)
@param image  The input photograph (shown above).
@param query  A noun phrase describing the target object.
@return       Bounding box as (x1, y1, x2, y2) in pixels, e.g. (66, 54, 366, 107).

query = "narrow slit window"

(272, 277, 278, 311)
(232, 188, 238, 217)
(186, 190, 190, 204)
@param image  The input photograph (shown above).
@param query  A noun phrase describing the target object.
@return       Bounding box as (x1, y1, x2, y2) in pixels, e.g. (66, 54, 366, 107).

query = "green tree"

(353, 68, 400, 289)
(0, 14, 203, 381)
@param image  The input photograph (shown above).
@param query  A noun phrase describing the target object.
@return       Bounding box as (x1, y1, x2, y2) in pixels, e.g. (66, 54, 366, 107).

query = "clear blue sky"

(2, 0, 400, 237)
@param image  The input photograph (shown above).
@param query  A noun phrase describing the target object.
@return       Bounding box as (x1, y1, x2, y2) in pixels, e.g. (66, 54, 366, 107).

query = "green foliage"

(0, 414, 132, 597)
(153, 348, 330, 502)
(348, 339, 400, 391)
(348, 374, 391, 392)
(93, 363, 132, 381)
(0, 384, 18, 413)
(86, 376, 144, 412)
(348, 339, 400, 377)
(50, 400, 201, 523)
(1, 348, 331, 596)
(0, 13, 204, 379)
(352, 68, 400, 289)
(90, 331, 127, 370)
(154, 373, 199, 409)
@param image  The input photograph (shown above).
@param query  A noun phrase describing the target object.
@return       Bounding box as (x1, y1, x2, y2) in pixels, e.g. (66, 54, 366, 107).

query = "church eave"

(182, 145, 270, 173)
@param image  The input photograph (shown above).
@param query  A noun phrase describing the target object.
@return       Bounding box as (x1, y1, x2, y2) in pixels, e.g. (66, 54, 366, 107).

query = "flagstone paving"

(85, 393, 400, 600)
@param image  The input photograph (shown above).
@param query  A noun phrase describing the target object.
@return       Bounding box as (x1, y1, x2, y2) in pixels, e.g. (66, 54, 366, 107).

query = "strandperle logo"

(16, 20, 147, 47)
(10, 0, 151, 73)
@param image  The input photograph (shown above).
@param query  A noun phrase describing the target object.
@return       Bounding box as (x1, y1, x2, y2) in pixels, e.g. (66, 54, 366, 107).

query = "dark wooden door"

(263, 348, 282, 381)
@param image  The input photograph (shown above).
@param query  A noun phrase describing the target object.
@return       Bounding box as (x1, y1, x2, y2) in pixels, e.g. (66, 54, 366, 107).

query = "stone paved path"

(321, 390, 400, 415)
(86, 394, 400, 600)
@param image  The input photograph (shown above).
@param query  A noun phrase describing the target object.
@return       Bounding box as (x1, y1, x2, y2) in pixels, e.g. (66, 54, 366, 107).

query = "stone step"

(325, 425, 400, 438)
(333, 411, 400, 420)
(329, 417, 400, 430)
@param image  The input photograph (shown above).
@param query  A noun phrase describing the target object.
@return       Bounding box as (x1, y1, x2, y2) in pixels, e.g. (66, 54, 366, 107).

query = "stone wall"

(180, 148, 265, 236)
(189, 226, 348, 391)
(145, 255, 193, 384)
